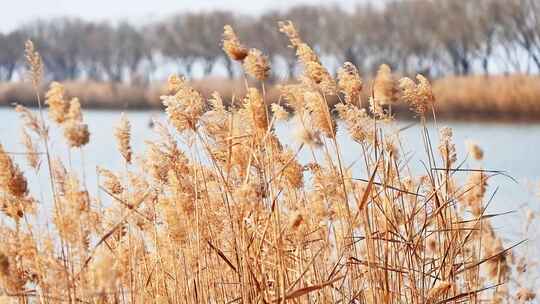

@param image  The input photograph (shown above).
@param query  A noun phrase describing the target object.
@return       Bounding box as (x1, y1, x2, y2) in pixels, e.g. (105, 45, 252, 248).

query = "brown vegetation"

(0, 21, 536, 303)
(432, 75, 540, 120)
(3, 74, 540, 120)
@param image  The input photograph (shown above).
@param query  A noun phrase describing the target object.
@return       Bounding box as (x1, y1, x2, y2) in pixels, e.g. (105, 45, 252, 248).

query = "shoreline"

(2, 74, 540, 122)
(2, 103, 540, 125)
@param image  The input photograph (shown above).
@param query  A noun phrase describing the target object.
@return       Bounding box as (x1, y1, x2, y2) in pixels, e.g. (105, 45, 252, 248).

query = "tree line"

(1, 0, 539, 84)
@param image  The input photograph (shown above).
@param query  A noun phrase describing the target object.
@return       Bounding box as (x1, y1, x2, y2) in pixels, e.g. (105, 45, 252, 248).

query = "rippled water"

(0, 107, 539, 237)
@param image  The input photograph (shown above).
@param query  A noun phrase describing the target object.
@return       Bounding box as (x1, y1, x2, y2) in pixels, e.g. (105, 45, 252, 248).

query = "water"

(0, 107, 539, 239)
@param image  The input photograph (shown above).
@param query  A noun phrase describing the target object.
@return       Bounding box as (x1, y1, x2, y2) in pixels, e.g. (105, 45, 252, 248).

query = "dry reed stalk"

(0, 22, 531, 304)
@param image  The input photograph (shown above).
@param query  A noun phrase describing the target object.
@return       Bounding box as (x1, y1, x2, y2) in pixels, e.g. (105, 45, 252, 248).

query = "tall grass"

(0, 21, 532, 303)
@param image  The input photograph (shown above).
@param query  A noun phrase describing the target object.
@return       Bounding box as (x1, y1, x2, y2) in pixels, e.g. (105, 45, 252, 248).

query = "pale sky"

(1, 0, 364, 32)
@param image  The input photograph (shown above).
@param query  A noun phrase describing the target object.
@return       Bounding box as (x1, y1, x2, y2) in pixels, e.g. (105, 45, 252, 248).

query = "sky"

(1, 0, 363, 32)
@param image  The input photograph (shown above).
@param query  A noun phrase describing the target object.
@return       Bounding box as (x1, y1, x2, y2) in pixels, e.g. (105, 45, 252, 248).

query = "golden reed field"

(0, 21, 538, 303)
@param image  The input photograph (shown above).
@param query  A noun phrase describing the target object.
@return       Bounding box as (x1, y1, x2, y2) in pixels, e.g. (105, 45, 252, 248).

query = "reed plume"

(99, 168, 124, 195)
(20, 128, 40, 170)
(466, 140, 484, 161)
(270, 103, 288, 121)
(278, 20, 302, 47)
(243, 87, 268, 133)
(373, 64, 397, 106)
(24, 40, 43, 88)
(63, 120, 90, 148)
(279, 20, 336, 94)
(45, 82, 70, 124)
(304, 91, 336, 138)
(162, 75, 205, 133)
(15, 105, 46, 139)
(337, 62, 363, 106)
(222, 25, 248, 61)
(222, 25, 271, 81)
(114, 113, 132, 164)
(399, 74, 435, 115)
(44, 82, 90, 148)
(243, 48, 270, 81)
(0, 144, 28, 198)
(0, 144, 35, 219)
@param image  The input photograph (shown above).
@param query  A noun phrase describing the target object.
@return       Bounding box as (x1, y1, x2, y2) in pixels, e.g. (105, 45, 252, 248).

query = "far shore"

(2, 74, 540, 121)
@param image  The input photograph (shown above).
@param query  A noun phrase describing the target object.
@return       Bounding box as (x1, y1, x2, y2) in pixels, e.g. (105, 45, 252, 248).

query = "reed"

(0, 21, 533, 304)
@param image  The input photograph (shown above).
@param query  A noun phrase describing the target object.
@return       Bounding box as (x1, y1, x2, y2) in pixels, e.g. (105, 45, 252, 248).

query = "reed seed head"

(63, 120, 90, 148)
(244, 87, 268, 133)
(24, 40, 43, 87)
(337, 62, 363, 106)
(304, 91, 336, 138)
(243, 48, 270, 81)
(516, 288, 536, 302)
(278, 20, 302, 47)
(15, 105, 47, 139)
(0, 144, 28, 198)
(115, 113, 132, 164)
(271, 103, 289, 121)
(99, 168, 124, 195)
(373, 64, 397, 105)
(21, 129, 40, 170)
(438, 127, 457, 167)
(466, 140, 484, 161)
(45, 82, 70, 124)
(222, 25, 248, 61)
(67, 98, 83, 122)
(399, 74, 435, 115)
(162, 75, 205, 133)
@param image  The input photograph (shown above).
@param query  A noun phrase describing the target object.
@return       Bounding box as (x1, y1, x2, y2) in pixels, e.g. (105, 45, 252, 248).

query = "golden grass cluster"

(0, 21, 532, 303)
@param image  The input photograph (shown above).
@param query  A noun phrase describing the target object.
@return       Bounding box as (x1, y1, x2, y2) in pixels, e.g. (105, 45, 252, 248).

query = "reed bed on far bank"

(433, 74, 540, 120)
(2, 74, 540, 121)
(0, 22, 535, 304)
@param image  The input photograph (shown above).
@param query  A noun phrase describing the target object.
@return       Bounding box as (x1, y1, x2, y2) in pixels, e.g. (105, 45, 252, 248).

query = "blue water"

(0, 107, 539, 240)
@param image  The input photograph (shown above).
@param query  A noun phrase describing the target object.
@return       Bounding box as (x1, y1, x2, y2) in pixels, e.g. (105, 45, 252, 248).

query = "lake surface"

(0, 108, 539, 239)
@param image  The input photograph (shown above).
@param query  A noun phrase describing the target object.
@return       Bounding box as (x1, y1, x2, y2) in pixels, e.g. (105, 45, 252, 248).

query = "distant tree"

(20, 19, 91, 80)
(282, 5, 323, 48)
(501, 0, 540, 73)
(241, 12, 292, 79)
(83, 23, 122, 81)
(2, 0, 540, 82)
(158, 16, 197, 77)
(190, 11, 235, 76)
(318, 6, 361, 71)
(380, 1, 439, 76)
(348, 4, 393, 74)
(0, 31, 24, 81)
(158, 11, 234, 78)
(79, 22, 151, 82)
(138, 25, 160, 83)
(114, 23, 151, 82)
(431, 0, 481, 75)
